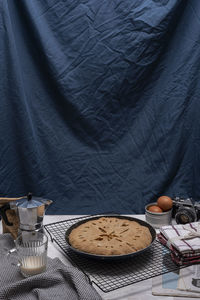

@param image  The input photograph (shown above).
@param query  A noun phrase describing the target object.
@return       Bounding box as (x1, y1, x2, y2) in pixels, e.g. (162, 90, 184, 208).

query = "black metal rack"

(44, 215, 184, 293)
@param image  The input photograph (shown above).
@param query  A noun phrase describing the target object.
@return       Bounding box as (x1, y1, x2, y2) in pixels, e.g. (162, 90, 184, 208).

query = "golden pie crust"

(68, 217, 152, 256)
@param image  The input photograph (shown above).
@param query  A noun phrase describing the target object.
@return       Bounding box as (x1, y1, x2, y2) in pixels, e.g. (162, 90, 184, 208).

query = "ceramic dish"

(145, 203, 172, 229)
(65, 215, 156, 260)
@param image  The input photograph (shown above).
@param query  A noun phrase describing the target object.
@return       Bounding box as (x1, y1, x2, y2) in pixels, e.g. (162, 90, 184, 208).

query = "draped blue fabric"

(0, 0, 200, 214)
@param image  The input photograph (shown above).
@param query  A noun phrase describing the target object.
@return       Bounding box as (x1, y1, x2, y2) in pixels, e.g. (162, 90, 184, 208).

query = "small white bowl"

(145, 202, 172, 229)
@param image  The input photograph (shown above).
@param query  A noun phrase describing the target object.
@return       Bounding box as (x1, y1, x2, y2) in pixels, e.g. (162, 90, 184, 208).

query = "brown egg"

(157, 196, 173, 211)
(148, 205, 163, 213)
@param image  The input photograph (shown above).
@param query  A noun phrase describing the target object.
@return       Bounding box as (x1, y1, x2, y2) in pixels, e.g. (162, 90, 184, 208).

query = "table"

(0, 215, 196, 300)
(44, 215, 197, 300)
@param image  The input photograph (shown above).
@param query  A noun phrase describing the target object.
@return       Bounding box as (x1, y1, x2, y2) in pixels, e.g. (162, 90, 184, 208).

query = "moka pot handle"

(0, 204, 13, 226)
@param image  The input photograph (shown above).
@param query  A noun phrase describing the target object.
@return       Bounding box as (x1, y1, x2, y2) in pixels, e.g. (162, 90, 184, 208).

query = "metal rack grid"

(44, 215, 184, 293)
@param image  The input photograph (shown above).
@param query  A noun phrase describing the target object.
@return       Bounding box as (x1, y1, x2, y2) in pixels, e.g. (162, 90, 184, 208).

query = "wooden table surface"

(0, 214, 197, 300)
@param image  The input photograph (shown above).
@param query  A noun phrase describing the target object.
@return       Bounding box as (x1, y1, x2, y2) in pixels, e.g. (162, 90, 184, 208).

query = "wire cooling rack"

(44, 215, 184, 293)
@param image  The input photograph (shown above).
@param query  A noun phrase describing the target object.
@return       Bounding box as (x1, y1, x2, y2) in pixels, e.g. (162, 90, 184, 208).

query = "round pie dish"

(65, 215, 156, 260)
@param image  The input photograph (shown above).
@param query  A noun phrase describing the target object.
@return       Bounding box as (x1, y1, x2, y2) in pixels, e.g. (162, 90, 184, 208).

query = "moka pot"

(13, 193, 52, 234)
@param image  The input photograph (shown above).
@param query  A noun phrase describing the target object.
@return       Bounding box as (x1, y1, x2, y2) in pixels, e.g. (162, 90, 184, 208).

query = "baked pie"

(68, 217, 152, 256)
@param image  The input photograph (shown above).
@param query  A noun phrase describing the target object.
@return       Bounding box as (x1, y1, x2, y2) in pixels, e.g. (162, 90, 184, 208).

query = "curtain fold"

(0, 0, 200, 214)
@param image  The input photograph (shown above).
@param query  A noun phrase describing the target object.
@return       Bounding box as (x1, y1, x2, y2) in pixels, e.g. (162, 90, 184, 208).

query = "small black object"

(27, 192, 32, 201)
(0, 204, 13, 226)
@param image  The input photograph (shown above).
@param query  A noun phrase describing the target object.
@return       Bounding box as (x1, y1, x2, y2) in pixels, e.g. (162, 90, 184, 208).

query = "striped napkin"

(157, 222, 200, 265)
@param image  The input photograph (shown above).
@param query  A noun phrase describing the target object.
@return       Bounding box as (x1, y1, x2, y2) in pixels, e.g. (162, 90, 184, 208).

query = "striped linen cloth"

(0, 234, 102, 300)
(157, 222, 200, 265)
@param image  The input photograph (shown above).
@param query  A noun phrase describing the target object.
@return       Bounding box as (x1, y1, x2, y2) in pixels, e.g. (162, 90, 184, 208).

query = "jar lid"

(16, 193, 47, 208)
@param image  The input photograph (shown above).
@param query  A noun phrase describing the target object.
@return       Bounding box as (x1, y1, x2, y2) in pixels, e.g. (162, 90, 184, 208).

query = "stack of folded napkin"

(157, 222, 200, 265)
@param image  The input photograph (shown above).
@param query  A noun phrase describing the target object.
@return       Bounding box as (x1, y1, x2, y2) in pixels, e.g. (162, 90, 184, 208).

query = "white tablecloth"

(0, 215, 196, 300)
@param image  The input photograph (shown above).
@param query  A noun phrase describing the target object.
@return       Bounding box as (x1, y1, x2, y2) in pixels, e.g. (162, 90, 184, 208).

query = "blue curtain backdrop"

(0, 0, 200, 214)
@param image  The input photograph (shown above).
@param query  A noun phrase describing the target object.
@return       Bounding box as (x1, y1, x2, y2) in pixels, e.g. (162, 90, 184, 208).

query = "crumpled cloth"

(0, 234, 102, 300)
(157, 222, 200, 265)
